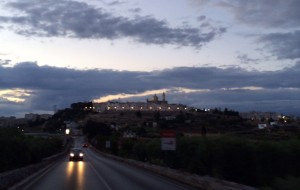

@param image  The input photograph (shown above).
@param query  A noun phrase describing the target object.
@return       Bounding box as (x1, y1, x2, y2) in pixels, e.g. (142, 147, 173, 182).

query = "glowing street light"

(65, 129, 70, 135)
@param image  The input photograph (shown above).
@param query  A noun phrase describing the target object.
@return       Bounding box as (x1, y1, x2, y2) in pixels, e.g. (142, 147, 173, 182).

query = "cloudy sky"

(0, 0, 299, 117)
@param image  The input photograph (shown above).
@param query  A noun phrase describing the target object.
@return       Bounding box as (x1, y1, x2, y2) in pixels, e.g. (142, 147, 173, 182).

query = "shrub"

(0, 128, 63, 172)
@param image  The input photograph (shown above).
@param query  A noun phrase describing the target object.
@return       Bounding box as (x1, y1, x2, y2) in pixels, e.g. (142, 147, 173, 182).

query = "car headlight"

(70, 153, 75, 157)
(79, 153, 84, 157)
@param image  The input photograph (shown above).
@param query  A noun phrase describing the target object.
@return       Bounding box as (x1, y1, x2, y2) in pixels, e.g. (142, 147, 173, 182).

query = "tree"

(71, 102, 93, 110)
(83, 120, 112, 139)
(176, 111, 186, 123)
(135, 111, 142, 118)
(44, 119, 63, 132)
(153, 111, 161, 121)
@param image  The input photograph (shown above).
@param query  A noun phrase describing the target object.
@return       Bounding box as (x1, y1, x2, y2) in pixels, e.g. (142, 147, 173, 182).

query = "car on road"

(82, 143, 89, 148)
(69, 148, 84, 161)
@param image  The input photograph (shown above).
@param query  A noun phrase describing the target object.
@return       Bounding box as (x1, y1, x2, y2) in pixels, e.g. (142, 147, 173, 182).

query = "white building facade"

(93, 93, 188, 112)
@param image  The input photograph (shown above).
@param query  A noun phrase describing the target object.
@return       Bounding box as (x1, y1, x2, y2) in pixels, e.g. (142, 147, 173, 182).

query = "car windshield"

(71, 148, 82, 153)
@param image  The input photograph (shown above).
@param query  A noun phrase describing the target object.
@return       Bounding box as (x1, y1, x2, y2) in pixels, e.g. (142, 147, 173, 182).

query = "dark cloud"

(189, 0, 300, 61)
(190, 0, 300, 28)
(0, 0, 225, 49)
(0, 62, 148, 92)
(197, 15, 206, 22)
(1, 62, 300, 116)
(236, 53, 259, 64)
(217, 0, 300, 28)
(188, 0, 210, 7)
(182, 89, 300, 116)
(106, 1, 124, 6)
(259, 30, 300, 60)
(128, 8, 141, 14)
(144, 64, 300, 89)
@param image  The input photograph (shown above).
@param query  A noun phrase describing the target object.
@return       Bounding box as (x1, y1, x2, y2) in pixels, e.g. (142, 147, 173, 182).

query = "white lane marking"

(87, 161, 113, 190)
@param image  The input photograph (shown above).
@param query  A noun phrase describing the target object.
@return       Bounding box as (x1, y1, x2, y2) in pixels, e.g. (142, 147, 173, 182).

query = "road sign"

(161, 130, 176, 151)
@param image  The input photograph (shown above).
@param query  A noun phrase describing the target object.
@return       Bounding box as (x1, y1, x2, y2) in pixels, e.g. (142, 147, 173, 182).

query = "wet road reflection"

(20, 137, 196, 190)
(66, 161, 85, 189)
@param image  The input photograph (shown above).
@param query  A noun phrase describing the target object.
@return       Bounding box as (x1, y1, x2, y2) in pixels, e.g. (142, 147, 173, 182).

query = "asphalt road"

(20, 137, 197, 190)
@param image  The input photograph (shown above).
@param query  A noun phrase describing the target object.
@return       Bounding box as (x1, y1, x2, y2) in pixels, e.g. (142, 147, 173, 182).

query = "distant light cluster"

(93, 93, 188, 112)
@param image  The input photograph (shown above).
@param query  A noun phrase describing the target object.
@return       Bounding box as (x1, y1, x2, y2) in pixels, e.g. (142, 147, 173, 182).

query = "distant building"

(25, 113, 39, 121)
(239, 111, 281, 121)
(0, 116, 27, 128)
(258, 124, 268, 129)
(25, 113, 52, 121)
(93, 93, 188, 112)
(123, 131, 137, 138)
(40, 114, 52, 120)
(147, 93, 168, 104)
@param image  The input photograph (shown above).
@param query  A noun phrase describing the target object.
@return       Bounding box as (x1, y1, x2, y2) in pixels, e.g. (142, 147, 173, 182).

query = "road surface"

(20, 137, 197, 190)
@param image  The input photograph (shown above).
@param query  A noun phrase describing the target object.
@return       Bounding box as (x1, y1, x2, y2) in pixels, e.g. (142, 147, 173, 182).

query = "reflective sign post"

(161, 130, 176, 166)
(161, 130, 176, 151)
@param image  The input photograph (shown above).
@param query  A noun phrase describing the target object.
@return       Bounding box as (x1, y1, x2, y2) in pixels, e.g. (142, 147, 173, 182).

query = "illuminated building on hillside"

(93, 93, 188, 112)
(146, 92, 168, 104)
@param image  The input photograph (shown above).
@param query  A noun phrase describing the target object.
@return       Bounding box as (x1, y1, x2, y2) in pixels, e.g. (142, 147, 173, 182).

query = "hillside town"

(1, 93, 300, 190)
(1, 93, 299, 131)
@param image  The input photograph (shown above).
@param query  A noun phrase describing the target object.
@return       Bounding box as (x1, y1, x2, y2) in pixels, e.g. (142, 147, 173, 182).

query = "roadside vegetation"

(3, 101, 299, 189)
(85, 125, 300, 189)
(0, 128, 63, 173)
(81, 109, 300, 189)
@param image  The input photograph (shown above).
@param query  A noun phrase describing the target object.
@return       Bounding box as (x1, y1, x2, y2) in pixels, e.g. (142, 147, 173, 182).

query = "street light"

(65, 128, 70, 135)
